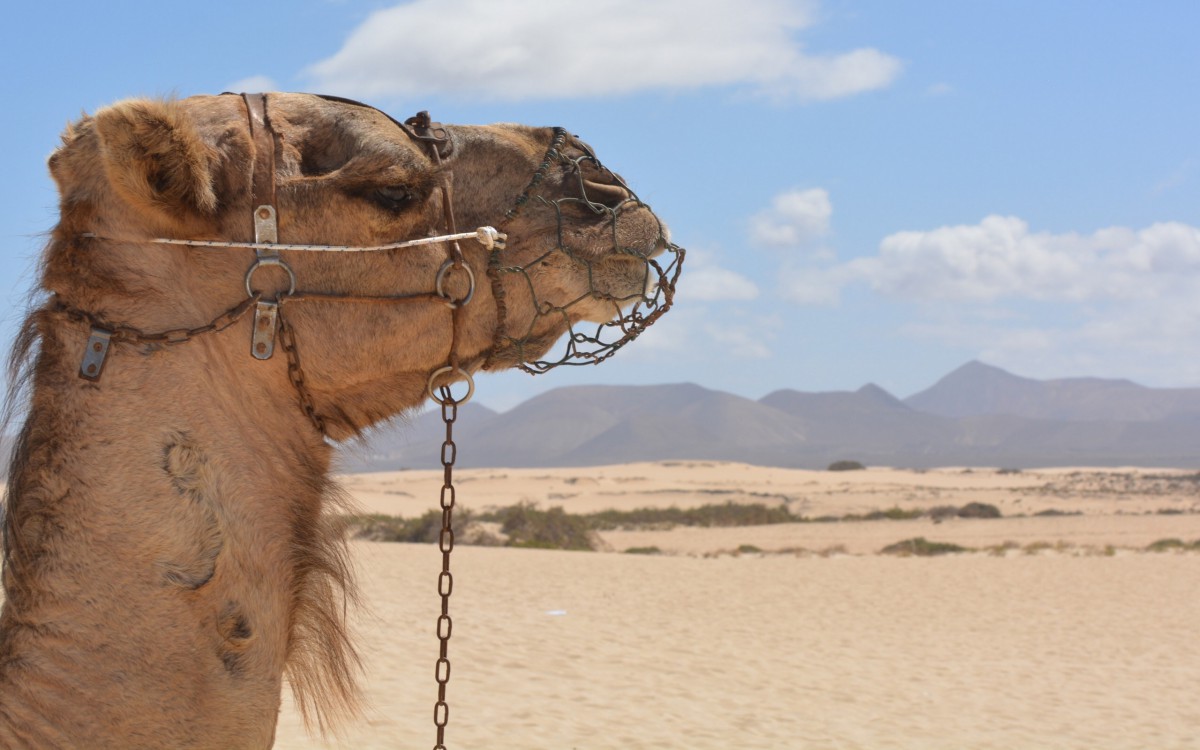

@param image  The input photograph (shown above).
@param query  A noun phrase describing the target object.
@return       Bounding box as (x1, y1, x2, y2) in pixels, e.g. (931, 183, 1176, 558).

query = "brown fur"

(0, 93, 667, 749)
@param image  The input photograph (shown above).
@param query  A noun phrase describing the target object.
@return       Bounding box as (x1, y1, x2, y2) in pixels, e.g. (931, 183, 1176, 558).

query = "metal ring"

(427, 366, 475, 405)
(435, 260, 475, 309)
(244, 257, 297, 299)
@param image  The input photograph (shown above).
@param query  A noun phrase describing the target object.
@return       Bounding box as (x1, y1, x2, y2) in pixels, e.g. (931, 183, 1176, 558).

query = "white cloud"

(686, 268, 760, 302)
(305, 0, 901, 102)
(682, 248, 759, 301)
(749, 188, 832, 248)
(225, 75, 278, 93)
(781, 215, 1200, 386)
(900, 296, 1200, 388)
(845, 216, 1200, 303)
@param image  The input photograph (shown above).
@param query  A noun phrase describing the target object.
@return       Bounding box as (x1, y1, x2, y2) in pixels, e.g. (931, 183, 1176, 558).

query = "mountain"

(337, 364, 1200, 471)
(905, 360, 1200, 422)
(343, 383, 807, 470)
(759, 384, 951, 465)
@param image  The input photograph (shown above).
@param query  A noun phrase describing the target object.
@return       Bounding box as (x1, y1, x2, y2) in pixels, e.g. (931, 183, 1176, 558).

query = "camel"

(0, 92, 679, 749)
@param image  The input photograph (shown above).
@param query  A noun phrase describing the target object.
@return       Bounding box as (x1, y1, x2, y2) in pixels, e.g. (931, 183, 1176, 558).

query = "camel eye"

(371, 185, 416, 211)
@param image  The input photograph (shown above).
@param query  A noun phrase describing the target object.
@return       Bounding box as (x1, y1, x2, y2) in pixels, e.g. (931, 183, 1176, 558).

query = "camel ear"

(93, 99, 219, 217)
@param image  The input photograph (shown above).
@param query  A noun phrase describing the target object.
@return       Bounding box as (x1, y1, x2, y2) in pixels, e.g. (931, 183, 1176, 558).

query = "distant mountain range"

(339, 361, 1200, 471)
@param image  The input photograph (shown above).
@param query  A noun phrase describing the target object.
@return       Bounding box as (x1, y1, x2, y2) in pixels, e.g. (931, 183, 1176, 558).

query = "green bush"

(957, 502, 1002, 519)
(880, 537, 971, 556)
(1146, 538, 1187, 552)
(828, 460, 866, 472)
(865, 506, 924, 521)
(347, 509, 475, 544)
(496, 504, 596, 551)
(583, 502, 797, 531)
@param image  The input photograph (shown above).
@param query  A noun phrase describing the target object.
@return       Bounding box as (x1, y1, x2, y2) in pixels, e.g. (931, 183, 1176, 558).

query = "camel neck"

(0, 322, 346, 749)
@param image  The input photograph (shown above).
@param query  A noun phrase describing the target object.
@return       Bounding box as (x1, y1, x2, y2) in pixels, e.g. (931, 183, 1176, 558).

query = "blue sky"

(3, 1, 1198, 413)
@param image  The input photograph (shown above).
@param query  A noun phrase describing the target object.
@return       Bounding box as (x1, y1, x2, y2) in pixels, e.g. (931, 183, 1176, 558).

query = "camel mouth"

(473, 126, 683, 374)
(487, 181, 683, 373)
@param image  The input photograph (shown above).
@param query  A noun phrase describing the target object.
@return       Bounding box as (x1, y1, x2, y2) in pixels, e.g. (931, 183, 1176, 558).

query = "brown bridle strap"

(243, 93, 278, 244)
(242, 93, 287, 360)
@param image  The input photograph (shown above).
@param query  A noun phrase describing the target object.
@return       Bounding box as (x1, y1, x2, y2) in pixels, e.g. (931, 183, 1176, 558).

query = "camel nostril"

(582, 179, 631, 208)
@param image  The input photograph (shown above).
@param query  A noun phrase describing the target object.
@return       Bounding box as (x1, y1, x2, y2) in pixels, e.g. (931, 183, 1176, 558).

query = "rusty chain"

(431, 382, 460, 750)
(51, 294, 261, 350)
(276, 313, 328, 435)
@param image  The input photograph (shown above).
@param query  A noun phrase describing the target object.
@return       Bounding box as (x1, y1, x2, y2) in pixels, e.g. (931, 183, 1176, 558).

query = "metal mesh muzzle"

(486, 129, 684, 374)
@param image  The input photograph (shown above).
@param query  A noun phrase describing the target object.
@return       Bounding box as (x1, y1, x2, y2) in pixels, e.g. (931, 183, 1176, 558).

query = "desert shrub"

(496, 504, 596, 551)
(347, 510, 476, 544)
(928, 505, 961, 521)
(985, 541, 1021, 557)
(880, 537, 970, 556)
(957, 502, 1002, 519)
(997, 468, 1022, 475)
(584, 502, 797, 531)
(857, 506, 924, 521)
(1034, 508, 1082, 517)
(1022, 540, 1074, 555)
(624, 546, 663, 555)
(828, 460, 866, 472)
(736, 544, 763, 554)
(1146, 538, 1187, 553)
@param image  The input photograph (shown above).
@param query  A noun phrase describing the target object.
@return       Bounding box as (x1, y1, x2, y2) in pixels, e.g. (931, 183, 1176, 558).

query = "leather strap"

(242, 93, 278, 244)
(241, 93, 284, 360)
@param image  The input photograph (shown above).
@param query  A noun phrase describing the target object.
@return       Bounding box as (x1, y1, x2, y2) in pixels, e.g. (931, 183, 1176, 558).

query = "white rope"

(80, 226, 506, 253)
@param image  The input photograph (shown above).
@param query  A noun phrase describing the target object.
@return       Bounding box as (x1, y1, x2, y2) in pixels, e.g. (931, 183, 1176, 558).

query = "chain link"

(276, 313, 328, 435)
(433, 383, 460, 750)
(51, 295, 261, 349)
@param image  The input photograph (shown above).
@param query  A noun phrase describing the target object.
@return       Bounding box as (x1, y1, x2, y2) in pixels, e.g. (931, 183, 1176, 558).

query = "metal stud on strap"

(251, 300, 280, 360)
(254, 205, 278, 245)
(79, 327, 112, 381)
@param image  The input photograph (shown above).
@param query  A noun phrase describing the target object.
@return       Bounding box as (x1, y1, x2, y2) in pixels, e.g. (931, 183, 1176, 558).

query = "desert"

(265, 462, 1200, 749)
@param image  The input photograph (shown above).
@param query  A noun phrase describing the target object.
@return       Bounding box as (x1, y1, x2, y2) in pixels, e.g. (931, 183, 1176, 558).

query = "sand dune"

(4, 464, 1196, 747)
(271, 463, 1200, 749)
(274, 546, 1199, 750)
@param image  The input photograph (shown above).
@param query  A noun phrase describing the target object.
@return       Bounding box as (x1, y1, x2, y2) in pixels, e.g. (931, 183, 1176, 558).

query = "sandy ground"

(270, 463, 1200, 749)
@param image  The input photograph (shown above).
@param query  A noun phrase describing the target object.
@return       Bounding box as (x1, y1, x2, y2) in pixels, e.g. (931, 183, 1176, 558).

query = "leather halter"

(69, 94, 682, 425)
(235, 93, 468, 362)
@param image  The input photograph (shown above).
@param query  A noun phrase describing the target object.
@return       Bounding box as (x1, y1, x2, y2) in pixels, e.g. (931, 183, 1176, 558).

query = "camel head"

(44, 93, 682, 439)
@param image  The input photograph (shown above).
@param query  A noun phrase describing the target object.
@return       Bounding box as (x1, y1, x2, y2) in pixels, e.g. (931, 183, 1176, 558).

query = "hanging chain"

(276, 313, 328, 435)
(433, 383, 459, 750)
